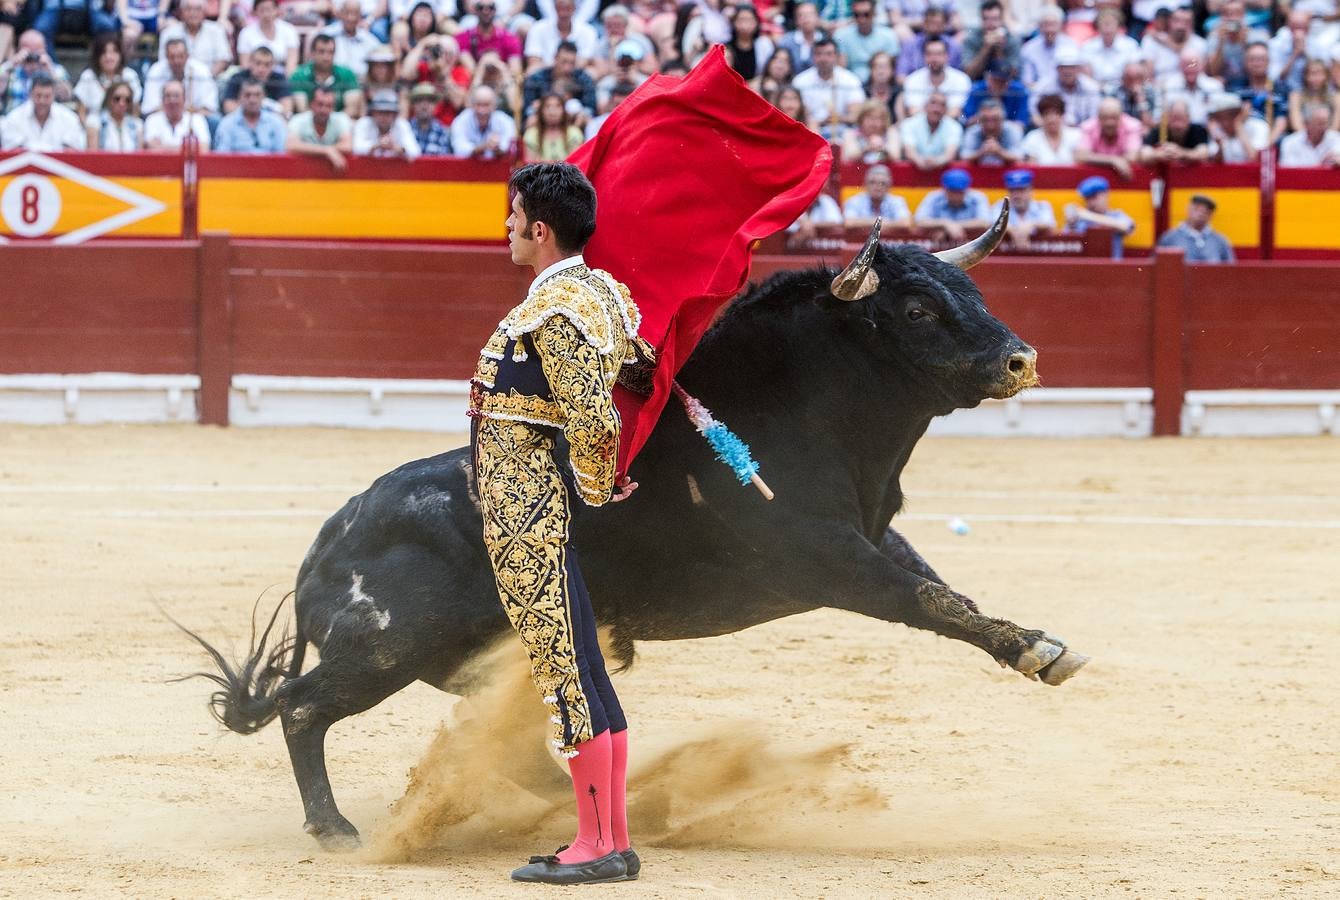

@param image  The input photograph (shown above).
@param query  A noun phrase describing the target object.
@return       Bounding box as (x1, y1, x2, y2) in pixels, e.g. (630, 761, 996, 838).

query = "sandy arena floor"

(1, 425, 1336, 899)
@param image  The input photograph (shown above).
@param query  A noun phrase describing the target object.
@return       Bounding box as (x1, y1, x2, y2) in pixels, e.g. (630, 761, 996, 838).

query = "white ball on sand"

(947, 516, 970, 536)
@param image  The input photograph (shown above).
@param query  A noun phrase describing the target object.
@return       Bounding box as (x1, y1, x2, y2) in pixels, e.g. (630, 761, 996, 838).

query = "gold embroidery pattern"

(471, 387, 563, 428)
(474, 417, 593, 751)
(534, 316, 620, 507)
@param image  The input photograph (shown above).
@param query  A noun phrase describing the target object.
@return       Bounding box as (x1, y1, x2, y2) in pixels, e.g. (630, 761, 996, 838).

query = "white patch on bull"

(284, 703, 314, 735)
(345, 572, 390, 629)
(686, 473, 704, 506)
(342, 495, 364, 534)
(403, 488, 452, 516)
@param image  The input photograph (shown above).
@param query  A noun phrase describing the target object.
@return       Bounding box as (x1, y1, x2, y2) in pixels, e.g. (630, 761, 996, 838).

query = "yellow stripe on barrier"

(1275, 190, 1340, 250)
(840, 186, 1156, 249)
(198, 178, 507, 240)
(0, 175, 180, 239)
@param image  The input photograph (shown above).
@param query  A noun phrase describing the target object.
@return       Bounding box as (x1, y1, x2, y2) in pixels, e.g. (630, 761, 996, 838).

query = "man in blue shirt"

(1065, 175, 1137, 259)
(214, 79, 287, 153)
(841, 163, 912, 230)
(833, 0, 899, 83)
(962, 60, 1030, 126)
(914, 167, 991, 242)
(1157, 194, 1235, 263)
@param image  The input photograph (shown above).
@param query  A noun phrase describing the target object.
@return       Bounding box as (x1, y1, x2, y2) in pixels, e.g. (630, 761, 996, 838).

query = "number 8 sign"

(2, 173, 62, 237)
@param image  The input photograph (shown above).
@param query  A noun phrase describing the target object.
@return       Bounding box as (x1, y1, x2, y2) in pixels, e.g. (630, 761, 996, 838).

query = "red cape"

(568, 46, 832, 476)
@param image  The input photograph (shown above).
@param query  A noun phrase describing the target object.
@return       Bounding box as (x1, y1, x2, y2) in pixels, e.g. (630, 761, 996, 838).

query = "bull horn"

(933, 198, 1010, 271)
(830, 218, 882, 302)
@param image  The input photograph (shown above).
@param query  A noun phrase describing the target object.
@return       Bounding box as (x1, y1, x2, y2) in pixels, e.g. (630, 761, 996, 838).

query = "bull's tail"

(164, 593, 306, 735)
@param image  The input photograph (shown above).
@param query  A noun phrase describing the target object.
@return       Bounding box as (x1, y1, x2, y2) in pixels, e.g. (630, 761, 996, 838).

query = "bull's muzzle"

(988, 346, 1039, 399)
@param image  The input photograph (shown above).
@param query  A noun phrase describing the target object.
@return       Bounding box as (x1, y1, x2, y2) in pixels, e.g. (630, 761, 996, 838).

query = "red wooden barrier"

(1, 239, 1336, 429)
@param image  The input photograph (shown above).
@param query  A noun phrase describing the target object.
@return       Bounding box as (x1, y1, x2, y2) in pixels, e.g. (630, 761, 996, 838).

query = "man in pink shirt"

(457, 1, 523, 76)
(1075, 96, 1144, 179)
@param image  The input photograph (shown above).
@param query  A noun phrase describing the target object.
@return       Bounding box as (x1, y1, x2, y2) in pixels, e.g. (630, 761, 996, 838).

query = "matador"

(467, 163, 654, 885)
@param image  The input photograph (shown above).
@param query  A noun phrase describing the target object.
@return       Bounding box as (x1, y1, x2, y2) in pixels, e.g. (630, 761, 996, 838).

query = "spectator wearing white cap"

(353, 88, 422, 158)
(1028, 44, 1101, 126)
(896, 34, 969, 118)
(1205, 91, 1268, 163)
(1278, 103, 1340, 167)
(595, 39, 648, 110)
(450, 84, 516, 158)
(1018, 5, 1076, 87)
(1158, 49, 1224, 125)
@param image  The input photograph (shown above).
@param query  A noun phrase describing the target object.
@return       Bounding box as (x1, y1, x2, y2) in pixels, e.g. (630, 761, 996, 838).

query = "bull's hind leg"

(276, 659, 419, 850)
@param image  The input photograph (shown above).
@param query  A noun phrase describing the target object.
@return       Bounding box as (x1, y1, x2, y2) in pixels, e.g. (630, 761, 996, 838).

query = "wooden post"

(1151, 247, 1185, 436)
(196, 232, 232, 426)
(1258, 144, 1275, 261)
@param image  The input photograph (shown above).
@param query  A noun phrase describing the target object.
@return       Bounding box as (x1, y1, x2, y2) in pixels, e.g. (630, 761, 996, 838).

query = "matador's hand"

(609, 476, 639, 503)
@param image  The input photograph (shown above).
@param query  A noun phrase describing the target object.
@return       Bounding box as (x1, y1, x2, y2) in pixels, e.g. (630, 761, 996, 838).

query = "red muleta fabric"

(568, 45, 833, 478)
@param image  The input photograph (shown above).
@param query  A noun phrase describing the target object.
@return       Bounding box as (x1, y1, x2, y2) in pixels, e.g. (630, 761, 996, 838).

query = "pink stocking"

(610, 728, 630, 852)
(555, 729, 613, 863)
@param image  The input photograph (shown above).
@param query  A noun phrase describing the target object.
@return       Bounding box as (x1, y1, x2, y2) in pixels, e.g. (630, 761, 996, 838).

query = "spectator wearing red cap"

(914, 168, 991, 242)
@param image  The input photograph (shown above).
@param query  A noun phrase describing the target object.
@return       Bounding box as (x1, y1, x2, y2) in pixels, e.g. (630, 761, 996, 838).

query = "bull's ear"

(933, 199, 1009, 271)
(830, 218, 881, 301)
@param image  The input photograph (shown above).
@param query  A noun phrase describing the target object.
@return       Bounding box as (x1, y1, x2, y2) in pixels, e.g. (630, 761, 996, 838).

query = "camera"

(24, 52, 41, 63)
(427, 44, 442, 59)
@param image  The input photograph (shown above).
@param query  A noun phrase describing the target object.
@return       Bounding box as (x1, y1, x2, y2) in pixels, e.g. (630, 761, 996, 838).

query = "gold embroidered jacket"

(468, 261, 655, 506)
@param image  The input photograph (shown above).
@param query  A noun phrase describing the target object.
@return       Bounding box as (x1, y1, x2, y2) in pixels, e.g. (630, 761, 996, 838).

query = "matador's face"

(506, 193, 538, 267)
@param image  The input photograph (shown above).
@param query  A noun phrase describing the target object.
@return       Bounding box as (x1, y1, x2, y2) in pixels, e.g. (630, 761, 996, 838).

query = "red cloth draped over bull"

(568, 46, 833, 476)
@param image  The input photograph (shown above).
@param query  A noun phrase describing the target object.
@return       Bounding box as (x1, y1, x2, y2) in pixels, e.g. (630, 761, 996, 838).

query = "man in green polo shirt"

(291, 33, 360, 113)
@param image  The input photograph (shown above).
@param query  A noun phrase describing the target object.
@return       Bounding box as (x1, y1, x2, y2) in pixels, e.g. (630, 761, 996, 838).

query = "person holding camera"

(0, 27, 71, 114)
(1205, 0, 1267, 92)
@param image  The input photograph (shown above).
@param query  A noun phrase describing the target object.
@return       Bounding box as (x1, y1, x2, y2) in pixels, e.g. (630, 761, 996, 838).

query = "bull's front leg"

(837, 526, 1088, 685)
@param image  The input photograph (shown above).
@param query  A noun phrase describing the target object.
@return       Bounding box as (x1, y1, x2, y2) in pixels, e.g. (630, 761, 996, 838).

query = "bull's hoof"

(305, 817, 361, 852)
(1013, 639, 1064, 676)
(1038, 649, 1090, 686)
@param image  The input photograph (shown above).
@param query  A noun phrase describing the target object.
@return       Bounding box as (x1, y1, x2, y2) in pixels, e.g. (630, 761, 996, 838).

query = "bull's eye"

(907, 306, 932, 322)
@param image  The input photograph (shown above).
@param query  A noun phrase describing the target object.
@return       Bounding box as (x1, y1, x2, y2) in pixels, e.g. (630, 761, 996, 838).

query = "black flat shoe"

(510, 848, 628, 885)
(618, 848, 640, 881)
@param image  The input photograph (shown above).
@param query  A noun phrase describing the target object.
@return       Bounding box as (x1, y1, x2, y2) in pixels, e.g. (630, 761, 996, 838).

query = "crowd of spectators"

(0, 0, 1336, 168)
(0, 0, 1328, 258)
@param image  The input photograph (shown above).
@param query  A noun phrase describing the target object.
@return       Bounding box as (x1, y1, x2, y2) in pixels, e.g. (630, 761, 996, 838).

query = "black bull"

(179, 210, 1089, 851)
